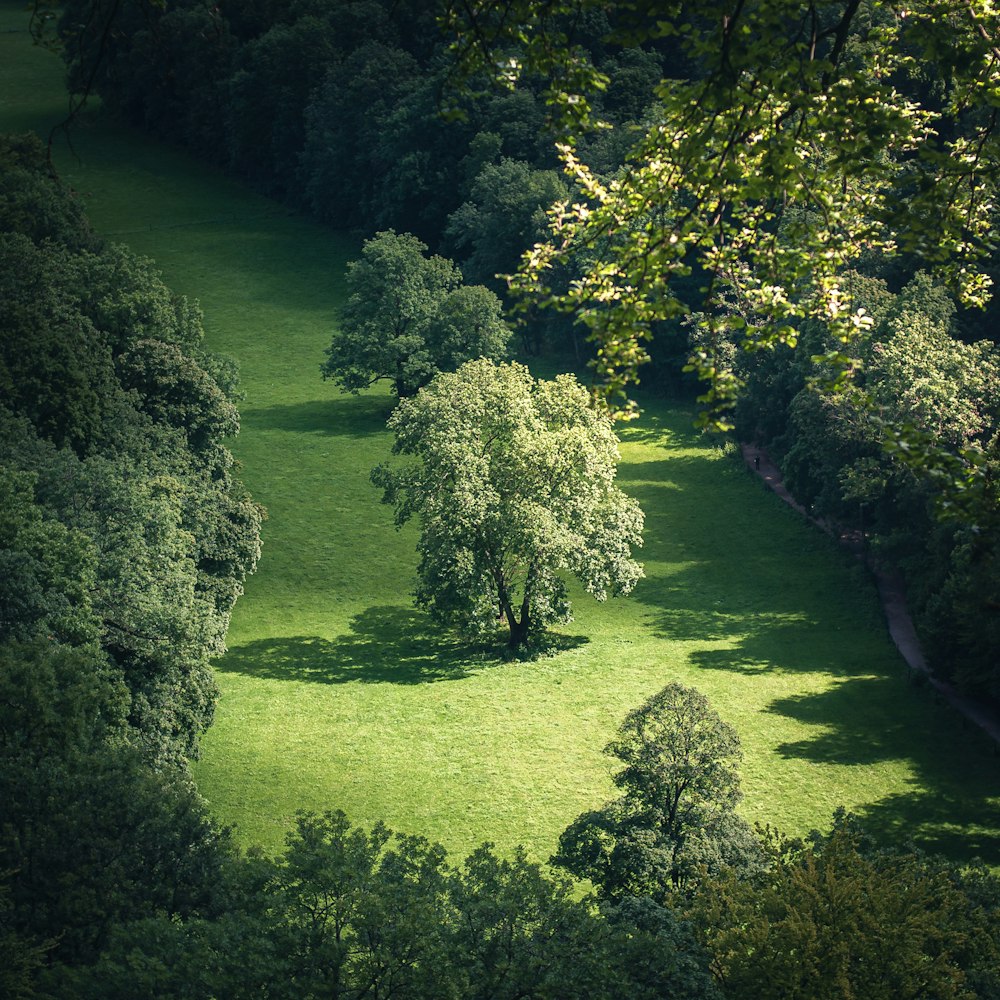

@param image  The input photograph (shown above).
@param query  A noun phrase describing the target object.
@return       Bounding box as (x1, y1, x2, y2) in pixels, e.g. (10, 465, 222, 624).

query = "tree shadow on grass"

(625, 497, 1000, 862)
(644, 584, 1000, 863)
(247, 394, 392, 438)
(766, 675, 1000, 865)
(631, 544, 868, 677)
(217, 605, 587, 685)
(618, 413, 678, 449)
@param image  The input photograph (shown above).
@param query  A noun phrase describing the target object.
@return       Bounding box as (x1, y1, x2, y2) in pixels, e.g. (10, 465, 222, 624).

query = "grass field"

(3, 2, 998, 867)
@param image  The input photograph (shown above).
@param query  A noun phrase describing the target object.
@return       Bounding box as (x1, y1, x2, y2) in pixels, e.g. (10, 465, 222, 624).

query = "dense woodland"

(3, 0, 1000, 995)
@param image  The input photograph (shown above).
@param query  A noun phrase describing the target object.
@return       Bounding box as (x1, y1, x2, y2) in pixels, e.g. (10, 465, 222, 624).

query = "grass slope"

(3, 2, 998, 865)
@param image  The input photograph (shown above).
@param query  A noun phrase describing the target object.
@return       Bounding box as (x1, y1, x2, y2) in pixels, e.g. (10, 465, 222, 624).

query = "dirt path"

(740, 443, 1000, 748)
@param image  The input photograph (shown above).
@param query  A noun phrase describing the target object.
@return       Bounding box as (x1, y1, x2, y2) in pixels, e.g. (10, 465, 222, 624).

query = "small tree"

(371, 359, 644, 647)
(321, 230, 510, 398)
(553, 683, 761, 899)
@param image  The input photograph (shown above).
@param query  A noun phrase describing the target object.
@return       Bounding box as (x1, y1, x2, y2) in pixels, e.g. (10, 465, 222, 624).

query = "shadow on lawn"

(637, 556, 1000, 863)
(622, 464, 1000, 865)
(766, 675, 1000, 865)
(218, 605, 587, 685)
(248, 395, 392, 438)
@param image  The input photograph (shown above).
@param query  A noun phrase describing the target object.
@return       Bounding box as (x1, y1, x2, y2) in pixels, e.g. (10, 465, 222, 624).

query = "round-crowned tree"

(371, 359, 644, 647)
(553, 682, 763, 899)
(321, 230, 510, 398)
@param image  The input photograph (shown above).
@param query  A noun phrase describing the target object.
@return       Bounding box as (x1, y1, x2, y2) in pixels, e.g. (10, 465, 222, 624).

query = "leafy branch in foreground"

(443, 0, 999, 428)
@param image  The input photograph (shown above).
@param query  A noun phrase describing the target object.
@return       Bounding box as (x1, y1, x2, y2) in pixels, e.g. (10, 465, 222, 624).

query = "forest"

(3, 0, 1000, 996)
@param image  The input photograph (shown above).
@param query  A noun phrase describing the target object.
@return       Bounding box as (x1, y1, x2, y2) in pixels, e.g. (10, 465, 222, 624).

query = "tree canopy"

(371, 358, 644, 647)
(690, 813, 1000, 999)
(0, 131, 260, 975)
(443, 0, 1000, 424)
(438, 0, 1000, 695)
(321, 230, 511, 397)
(553, 682, 762, 899)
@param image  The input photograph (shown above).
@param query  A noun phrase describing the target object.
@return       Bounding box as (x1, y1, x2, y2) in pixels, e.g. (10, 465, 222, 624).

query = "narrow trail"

(741, 443, 1000, 748)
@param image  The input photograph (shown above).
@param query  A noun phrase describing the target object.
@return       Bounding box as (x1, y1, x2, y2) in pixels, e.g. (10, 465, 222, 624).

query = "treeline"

(730, 273, 1000, 699)
(0, 131, 261, 990)
(55, 0, 594, 292)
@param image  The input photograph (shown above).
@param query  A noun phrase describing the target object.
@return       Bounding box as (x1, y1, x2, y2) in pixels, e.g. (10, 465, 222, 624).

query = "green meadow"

(3, 2, 998, 866)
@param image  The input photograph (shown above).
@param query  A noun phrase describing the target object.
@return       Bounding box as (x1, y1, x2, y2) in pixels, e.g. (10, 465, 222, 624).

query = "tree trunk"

(507, 613, 529, 648)
(494, 569, 532, 648)
(506, 593, 531, 648)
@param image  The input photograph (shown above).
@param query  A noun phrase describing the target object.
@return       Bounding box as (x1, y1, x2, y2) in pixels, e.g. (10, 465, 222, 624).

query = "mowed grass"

(3, 3, 998, 866)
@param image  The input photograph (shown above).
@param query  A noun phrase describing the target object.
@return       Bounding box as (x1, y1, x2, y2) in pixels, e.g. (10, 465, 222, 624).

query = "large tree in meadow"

(321, 230, 510, 398)
(371, 359, 644, 647)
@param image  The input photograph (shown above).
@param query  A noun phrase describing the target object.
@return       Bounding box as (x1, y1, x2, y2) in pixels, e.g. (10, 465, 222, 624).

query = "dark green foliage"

(117, 337, 240, 451)
(0, 132, 98, 251)
(737, 270, 1000, 697)
(0, 639, 126, 760)
(690, 814, 1000, 999)
(223, 14, 339, 192)
(0, 143, 262, 756)
(0, 879, 52, 1000)
(322, 230, 510, 398)
(554, 683, 763, 899)
(0, 235, 120, 455)
(0, 468, 98, 647)
(0, 638, 233, 967)
(301, 42, 421, 227)
(445, 158, 569, 292)
(0, 139, 261, 992)
(46, 810, 721, 999)
(59, 0, 236, 155)
(51, 0, 566, 306)
(596, 47, 664, 123)
(3, 742, 233, 966)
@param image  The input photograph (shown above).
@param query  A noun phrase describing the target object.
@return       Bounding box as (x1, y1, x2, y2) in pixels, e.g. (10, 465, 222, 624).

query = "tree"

(445, 157, 569, 292)
(689, 814, 1000, 1000)
(0, 132, 98, 251)
(321, 230, 510, 398)
(55, 0, 236, 157)
(0, 878, 52, 1000)
(0, 637, 233, 968)
(442, 1, 1000, 433)
(50, 810, 722, 1000)
(371, 358, 644, 647)
(553, 683, 762, 899)
(301, 43, 422, 227)
(0, 142, 262, 762)
(0, 468, 99, 647)
(223, 14, 339, 192)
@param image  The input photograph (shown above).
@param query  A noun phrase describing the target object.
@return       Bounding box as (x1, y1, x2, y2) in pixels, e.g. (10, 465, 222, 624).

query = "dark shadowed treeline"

(0, 132, 263, 760)
(0, 130, 262, 986)
(54, 0, 581, 277)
